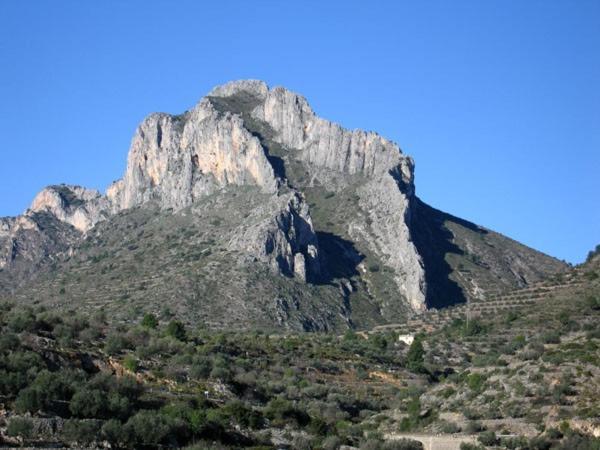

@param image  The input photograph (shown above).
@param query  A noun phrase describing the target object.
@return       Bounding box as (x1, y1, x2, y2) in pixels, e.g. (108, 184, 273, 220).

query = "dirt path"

(385, 433, 477, 450)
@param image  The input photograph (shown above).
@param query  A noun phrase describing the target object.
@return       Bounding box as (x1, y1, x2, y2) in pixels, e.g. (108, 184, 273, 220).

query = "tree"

(406, 336, 425, 373)
(69, 388, 107, 418)
(124, 410, 179, 446)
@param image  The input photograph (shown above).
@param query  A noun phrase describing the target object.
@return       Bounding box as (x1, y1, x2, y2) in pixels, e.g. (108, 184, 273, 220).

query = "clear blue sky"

(0, 1, 598, 263)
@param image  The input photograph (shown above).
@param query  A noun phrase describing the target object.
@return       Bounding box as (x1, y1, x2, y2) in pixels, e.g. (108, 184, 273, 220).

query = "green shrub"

(141, 313, 159, 329)
(6, 417, 33, 438)
(264, 396, 310, 427)
(0, 332, 19, 352)
(63, 419, 101, 445)
(190, 355, 212, 379)
(101, 419, 126, 446)
(105, 333, 131, 355)
(166, 320, 187, 341)
(124, 410, 182, 446)
(7, 307, 36, 332)
(322, 435, 342, 450)
(70, 388, 107, 418)
(585, 295, 600, 311)
(382, 439, 424, 450)
(556, 432, 600, 450)
(15, 369, 77, 413)
(477, 430, 498, 446)
(466, 373, 486, 392)
(123, 355, 139, 372)
(527, 435, 552, 450)
(541, 331, 561, 344)
(460, 443, 485, 450)
(15, 387, 42, 413)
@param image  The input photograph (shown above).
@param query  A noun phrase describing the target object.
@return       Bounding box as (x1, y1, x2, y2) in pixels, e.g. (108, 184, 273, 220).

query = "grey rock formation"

(227, 191, 321, 281)
(29, 185, 109, 231)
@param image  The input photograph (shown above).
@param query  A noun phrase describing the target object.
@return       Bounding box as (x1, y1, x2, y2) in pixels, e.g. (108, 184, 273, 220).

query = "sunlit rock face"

(29, 185, 109, 232)
(108, 101, 278, 212)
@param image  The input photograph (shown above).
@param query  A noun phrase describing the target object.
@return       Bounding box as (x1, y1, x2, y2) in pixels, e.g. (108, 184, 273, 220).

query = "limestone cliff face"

(107, 101, 278, 211)
(210, 80, 415, 184)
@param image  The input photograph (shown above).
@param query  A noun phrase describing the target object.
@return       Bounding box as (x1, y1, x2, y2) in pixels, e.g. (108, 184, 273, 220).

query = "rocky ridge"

(0, 80, 567, 330)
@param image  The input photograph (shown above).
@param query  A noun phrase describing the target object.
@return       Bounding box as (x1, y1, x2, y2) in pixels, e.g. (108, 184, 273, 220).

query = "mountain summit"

(0, 81, 566, 330)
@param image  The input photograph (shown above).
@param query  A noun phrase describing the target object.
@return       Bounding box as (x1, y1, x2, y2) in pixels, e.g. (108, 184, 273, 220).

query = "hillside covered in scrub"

(0, 256, 598, 449)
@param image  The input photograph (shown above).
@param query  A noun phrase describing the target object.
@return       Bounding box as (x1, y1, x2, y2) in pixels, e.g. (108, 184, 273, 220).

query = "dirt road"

(385, 433, 477, 450)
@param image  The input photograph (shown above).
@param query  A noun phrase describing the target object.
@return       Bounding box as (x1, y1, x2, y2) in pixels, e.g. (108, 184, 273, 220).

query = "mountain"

(0, 80, 566, 331)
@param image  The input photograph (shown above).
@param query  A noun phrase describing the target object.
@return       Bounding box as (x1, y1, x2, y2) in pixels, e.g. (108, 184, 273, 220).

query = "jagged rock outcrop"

(30, 185, 109, 231)
(228, 191, 321, 282)
(0, 80, 568, 327)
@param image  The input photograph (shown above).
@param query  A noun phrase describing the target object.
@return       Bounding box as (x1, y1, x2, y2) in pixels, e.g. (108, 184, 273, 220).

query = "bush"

(460, 443, 485, 450)
(264, 396, 310, 427)
(190, 355, 212, 379)
(166, 320, 187, 341)
(555, 432, 600, 450)
(7, 307, 36, 332)
(0, 332, 19, 352)
(527, 435, 552, 450)
(477, 430, 498, 446)
(541, 331, 561, 344)
(62, 419, 101, 445)
(382, 438, 424, 449)
(15, 369, 77, 414)
(124, 410, 181, 446)
(105, 333, 131, 355)
(466, 373, 486, 392)
(101, 419, 126, 447)
(70, 388, 108, 418)
(585, 295, 600, 311)
(123, 355, 139, 372)
(15, 387, 42, 413)
(7, 417, 33, 438)
(141, 313, 159, 329)
(439, 420, 461, 433)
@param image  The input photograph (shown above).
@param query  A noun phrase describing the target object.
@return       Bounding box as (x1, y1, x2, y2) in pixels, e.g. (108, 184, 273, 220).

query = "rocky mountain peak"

(0, 81, 567, 325)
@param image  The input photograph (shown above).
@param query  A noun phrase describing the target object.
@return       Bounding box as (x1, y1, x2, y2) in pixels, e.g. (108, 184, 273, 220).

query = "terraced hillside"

(371, 264, 589, 336)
